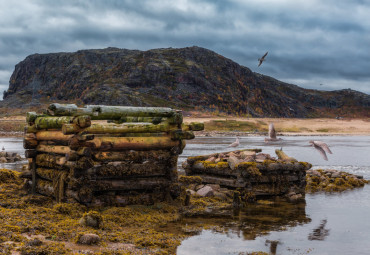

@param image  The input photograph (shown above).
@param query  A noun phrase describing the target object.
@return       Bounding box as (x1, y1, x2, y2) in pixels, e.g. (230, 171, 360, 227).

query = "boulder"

(196, 186, 214, 197)
(78, 233, 100, 245)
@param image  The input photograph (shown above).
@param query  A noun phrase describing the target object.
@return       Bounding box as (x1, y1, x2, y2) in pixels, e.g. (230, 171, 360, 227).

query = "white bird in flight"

(309, 141, 332, 161)
(258, 51, 268, 67)
(228, 136, 240, 147)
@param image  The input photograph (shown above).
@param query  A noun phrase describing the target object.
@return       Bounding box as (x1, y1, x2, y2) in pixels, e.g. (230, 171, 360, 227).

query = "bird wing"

(262, 51, 268, 58)
(268, 123, 277, 139)
(314, 145, 328, 160)
(314, 141, 332, 154)
(258, 60, 263, 67)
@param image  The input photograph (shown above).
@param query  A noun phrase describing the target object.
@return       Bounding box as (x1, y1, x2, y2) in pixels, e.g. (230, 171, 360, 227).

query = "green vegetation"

(204, 119, 263, 132)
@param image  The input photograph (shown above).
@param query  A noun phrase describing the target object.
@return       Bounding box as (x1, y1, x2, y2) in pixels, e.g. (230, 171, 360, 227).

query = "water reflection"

(176, 198, 310, 254)
(308, 219, 330, 241)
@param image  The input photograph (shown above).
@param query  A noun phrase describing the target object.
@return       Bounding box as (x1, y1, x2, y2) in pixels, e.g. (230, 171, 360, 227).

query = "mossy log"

(24, 133, 38, 149)
(26, 112, 39, 124)
(62, 122, 179, 135)
(186, 161, 236, 176)
(36, 179, 55, 197)
(275, 149, 297, 162)
(36, 168, 67, 181)
(36, 144, 72, 155)
(90, 177, 171, 191)
(25, 125, 39, 133)
(182, 122, 205, 131)
(109, 116, 165, 124)
(36, 154, 67, 168)
(81, 136, 180, 150)
(93, 150, 172, 162)
(35, 131, 74, 141)
(34, 115, 91, 130)
(85, 162, 168, 177)
(194, 174, 246, 188)
(48, 103, 178, 118)
(170, 130, 194, 140)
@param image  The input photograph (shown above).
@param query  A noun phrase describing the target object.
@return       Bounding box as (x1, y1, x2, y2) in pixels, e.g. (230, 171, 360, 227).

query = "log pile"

(24, 103, 203, 206)
(182, 149, 312, 199)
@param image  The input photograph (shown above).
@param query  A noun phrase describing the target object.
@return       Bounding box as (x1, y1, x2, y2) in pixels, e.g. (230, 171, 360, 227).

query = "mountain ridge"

(2, 46, 369, 117)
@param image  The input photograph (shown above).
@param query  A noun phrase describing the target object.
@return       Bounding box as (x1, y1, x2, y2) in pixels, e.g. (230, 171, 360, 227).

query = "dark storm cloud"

(0, 0, 369, 98)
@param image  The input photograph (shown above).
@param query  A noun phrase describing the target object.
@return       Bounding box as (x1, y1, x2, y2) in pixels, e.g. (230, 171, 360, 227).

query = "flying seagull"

(264, 123, 282, 143)
(258, 51, 268, 67)
(228, 136, 240, 147)
(309, 140, 332, 161)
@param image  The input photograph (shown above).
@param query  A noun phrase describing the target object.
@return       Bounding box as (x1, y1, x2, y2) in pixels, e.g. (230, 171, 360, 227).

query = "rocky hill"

(2, 46, 369, 117)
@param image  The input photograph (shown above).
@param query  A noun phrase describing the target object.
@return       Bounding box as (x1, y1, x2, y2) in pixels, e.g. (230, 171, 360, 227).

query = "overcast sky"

(1, 0, 369, 99)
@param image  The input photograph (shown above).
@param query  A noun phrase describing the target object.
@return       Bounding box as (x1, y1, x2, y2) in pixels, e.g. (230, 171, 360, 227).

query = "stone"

(213, 191, 228, 200)
(79, 211, 103, 229)
(196, 186, 214, 197)
(26, 238, 43, 247)
(78, 233, 100, 245)
(331, 172, 341, 178)
(195, 184, 205, 191)
(0, 157, 7, 163)
(208, 184, 220, 192)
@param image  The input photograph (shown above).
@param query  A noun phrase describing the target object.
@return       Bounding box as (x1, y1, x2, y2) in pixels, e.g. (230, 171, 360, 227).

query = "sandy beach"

(184, 117, 370, 135)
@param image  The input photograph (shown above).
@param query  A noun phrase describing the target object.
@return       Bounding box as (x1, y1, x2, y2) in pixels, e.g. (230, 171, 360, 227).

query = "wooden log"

(62, 122, 178, 135)
(36, 144, 72, 155)
(36, 131, 74, 141)
(93, 150, 172, 162)
(25, 125, 39, 133)
(34, 115, 91, 130)
(182, 122, 205, 131)
(36, 168, 67, 181)
(91, 192, 166, 206)
(170, 130, 194, 140)
(275, 149, 297, 162)
(26, 112, 39, 124)
(85, 161, 168, 177)
(193, 174, 245, 188)
(76, 147, 92, 157)
(109, 116, 165, 124)
(31, 159, 36, 194)
(187, 161, 237, 176)
(25, 149, 37, 158)
(69, 134, 95, 150)
(81, 136, 180, 150)
(48, 103, 178, 118)
(24, 133, 38, 149)
(36, 154, 67, 168)
(89, 177, 171, 191)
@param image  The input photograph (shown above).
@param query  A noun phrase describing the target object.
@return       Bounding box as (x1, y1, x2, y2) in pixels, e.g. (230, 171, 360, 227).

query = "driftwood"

(34, 115, 91, 130)
(36, 131, 74, 141)
(86, 162, 168, 177)
(81, 136, 180, 150)
(24, 133, 38, 149)
(36, 144, 72, 155)
(93, 150, 172, 162)
(62, 122, 178, 135)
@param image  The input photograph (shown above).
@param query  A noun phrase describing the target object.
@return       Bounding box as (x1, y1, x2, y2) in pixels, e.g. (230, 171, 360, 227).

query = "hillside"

(1, 46, 369, 117)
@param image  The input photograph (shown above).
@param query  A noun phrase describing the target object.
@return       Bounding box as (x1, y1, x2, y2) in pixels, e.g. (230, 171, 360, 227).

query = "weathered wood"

(90, 177, 171, 191)
(187, 161, 237, 176)
(194, 174, 245, 188)
(25, 149, 37, 158)
(25, 125, 39, 133)
(85, 162, 168, 177)
(93, 150, 172, 162)
(182, 122, 205, 131)
(76, 147, 92, 157)
(36, 131, 74, 141)
(36, 144, 72, 155)
(31, 160, 36, 194)
(34, 115, 91, 130)
(91, 192, 166, 206)
(36, 154, 67, 168)
(36, 168, 67, 181)
(109, 116, 165, 124)
(275, 149, 297, 162)
(26, 112, 39, 124)
(81, 136, 180, 150)
(24, 133, 38, 149)
(48, 103, 178, 118)
(62, 122, 178, 135)
(170, 130, 194, 140)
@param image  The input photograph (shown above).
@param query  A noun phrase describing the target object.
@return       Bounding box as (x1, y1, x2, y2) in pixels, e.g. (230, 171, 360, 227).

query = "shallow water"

(178, 136, 370, 255)
(1, 136, 370, 254)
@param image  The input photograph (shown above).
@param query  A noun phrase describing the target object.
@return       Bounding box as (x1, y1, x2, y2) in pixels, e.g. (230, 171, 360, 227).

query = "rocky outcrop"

(0, 151, 23, 163)
(2, 46, 369, 117)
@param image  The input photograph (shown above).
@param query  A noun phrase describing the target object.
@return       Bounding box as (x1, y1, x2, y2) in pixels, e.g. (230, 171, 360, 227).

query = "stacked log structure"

(183, 149, 312, 199)
(24, 103, 203, 206)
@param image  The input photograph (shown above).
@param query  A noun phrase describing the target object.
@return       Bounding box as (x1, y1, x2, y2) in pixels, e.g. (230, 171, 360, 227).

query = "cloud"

(0, 0, 369, 100)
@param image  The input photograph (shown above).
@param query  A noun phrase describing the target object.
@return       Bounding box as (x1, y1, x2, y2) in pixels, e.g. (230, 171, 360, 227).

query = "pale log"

(36, 131, 74, 141)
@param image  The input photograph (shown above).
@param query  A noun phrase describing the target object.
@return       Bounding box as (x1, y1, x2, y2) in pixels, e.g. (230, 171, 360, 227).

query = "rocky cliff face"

(2, 46, 369, 117)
